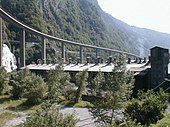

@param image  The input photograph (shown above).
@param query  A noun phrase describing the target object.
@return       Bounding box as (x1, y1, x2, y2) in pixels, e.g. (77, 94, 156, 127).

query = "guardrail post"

(20, 29, 25, 67)
(61, 42, 65, 62)
(42, 37, 46, 64)
(80, 46, 83, 64)
(0, 17, 2, 66)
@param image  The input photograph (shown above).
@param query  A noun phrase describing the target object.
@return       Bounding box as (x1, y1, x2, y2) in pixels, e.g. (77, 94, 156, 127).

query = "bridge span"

(0, 7, 143, 68)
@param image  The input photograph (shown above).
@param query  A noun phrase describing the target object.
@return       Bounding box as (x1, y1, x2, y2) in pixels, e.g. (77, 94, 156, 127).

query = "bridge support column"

(0, 17, 2, 66)
(96, 48, 99, 58)
(61, 42, 65, 62)
(79, 46, 83, 64)
(109, 51, 112, 57)
(42, 37, 46, 64)
(20, 29, 25, 67)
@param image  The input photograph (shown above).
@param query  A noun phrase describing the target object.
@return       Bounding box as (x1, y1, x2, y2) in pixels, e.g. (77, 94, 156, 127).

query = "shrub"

(75, 69, 88, 103)
(18, 104, 77, 127)
(22, 73, 47, 104)
(0, 67, 10, 95)
(151, 115, 170, 127)
(126, 89, 169, 126)
(47, 64, 70, 102)
(11, 68, 47, 104)
(10, 68, 31, 99)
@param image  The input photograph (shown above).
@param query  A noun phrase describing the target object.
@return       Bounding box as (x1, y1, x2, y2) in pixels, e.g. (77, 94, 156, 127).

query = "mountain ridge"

(1, 0, 170, 60)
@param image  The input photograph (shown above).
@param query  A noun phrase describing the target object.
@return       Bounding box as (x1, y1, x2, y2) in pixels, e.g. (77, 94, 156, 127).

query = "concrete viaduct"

(0, 7, 142, 68)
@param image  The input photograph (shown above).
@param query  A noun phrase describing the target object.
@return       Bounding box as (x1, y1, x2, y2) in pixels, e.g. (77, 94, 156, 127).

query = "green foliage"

(119, 119, 143, 127)
(10, 69, 31, 99)
(75, 69, 88, 103)
(47, 64, 71, 102)
(10, 68, 47, 104)
(73, 100, 94, 108)
(89, 55, 134, 125)
(126, 89, 169, 126)
(151, 115, 170, 127)
(0, 67, 10, 95)
(90, 71, 105, 96)
(22, 73, 47, 104)
(17, 104, 77, 127)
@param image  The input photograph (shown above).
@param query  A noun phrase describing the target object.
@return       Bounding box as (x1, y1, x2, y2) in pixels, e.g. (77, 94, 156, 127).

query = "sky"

(97, 0, 170, 34)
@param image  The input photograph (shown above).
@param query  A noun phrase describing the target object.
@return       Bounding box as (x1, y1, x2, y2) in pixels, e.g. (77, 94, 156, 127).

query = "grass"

(60, 95, 100, 108)
(0, 111, 16, 127)
(61, 99, 94, 108)
(0, 95, 42, 127)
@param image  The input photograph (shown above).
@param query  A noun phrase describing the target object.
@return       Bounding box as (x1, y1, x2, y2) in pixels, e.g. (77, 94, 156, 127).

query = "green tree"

(22, 73, 47, 104)
(91, 71, 105, 96)
(10, 68, 32, 99)
(17, 104, 77, 127)
(10, 68, 47, 104)
(75, 69, 88, 103)
(126, 89, 169, 126)
(47, 63, 71, 102)
(0, 67, 10, 95)
(89, 55, 134, 126)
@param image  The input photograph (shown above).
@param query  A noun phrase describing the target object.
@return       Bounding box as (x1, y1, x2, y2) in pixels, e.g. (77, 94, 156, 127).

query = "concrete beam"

(96, 48, 99, 58)
(109, 51, 112, 57)
(42, 37, 46, 64)
(79, 46, 83, 64)
(0, 17, 2, 66)
(20, 29, 25, 67)
(61, 42, 65, 62)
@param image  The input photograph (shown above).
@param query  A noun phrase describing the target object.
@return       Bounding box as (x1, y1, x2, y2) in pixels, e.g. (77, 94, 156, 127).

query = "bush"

(10, 68, 31, 99)
(22, 73, 47, 104)
(11, 68, 47, 104)
(47, 64, 71, 102)
(0, 67, 10, 95)
(18, 104, 77, 127)
(151, 115, 170, 127)
(126, 89, 169, 126)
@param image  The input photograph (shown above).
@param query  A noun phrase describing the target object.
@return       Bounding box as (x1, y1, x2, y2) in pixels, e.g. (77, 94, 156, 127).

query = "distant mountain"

(98, 6, 170, 56)
(1, 0, 170, 61)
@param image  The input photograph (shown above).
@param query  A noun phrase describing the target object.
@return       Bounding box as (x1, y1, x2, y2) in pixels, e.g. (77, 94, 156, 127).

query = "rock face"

(2, 44, 17, 72)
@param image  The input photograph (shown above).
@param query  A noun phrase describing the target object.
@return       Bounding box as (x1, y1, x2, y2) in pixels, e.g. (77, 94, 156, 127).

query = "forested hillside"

(1, 0, 170, 63)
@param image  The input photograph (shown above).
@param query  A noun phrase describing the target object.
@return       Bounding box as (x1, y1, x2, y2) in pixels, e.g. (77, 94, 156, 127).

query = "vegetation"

(10, 68, 47, 104)
(17, 104, 77, 127)
(47, 63, 71, 102)
(0, 67, 10, 95)
(126, 89, 169, 126)
(75, 69, 88, 103)
(90, 70, 105, 96)
(151, 115, 170, 127)
(89, 55, 134, 126)
(0, 57, 170, 127)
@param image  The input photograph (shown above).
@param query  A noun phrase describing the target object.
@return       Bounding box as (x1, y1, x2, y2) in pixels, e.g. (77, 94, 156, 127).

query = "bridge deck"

(23, 63, 150, 73)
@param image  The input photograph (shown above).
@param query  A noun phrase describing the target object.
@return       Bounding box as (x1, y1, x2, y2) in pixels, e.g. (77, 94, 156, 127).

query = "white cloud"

(97, 0, 170, 34)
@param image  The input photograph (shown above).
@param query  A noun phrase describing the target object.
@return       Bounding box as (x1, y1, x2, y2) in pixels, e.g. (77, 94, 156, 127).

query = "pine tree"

(75, 69, 88, 103)
(47, 63, 70, 102)
(91, 70, 105, 96)
(89, 55, 134, 126)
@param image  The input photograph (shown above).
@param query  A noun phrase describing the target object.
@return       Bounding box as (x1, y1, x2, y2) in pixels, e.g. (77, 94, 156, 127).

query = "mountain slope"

(1, 0, 170, 60)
